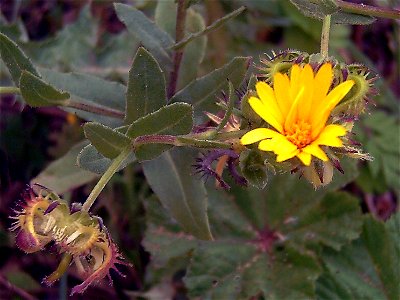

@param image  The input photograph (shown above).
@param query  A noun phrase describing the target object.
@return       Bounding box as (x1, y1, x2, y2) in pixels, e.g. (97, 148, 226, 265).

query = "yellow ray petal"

(248, 97, 283, 133)
(314, 63, 333, 100)
(273, 73, 291, 117)
(307, 63, 333, 123)
(297, 152, 312, 166)
(258, 139, 275, 151)
(298, 64, 315, 120)
(284, 86, 305, 131)
(311, 80, 354, 133)
(314, 124, 346, 147)
(302, 144, 329, 161)
(277, 149, 299, 162)
(255, 82, 284, 124)
(240, 128, 279, 145)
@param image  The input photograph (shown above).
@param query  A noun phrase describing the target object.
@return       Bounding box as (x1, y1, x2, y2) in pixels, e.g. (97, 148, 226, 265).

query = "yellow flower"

(241, 63, 355, 166)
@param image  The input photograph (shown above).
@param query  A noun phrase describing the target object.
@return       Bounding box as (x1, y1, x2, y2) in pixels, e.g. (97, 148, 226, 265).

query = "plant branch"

(167, 0, 187, 99)
(320, 14, 331, 58)
(0, 86, 21, 95)
(336, 0, 400, 20)
(132, 134, 233, 149)
(172, 6, 246, 50)
(67, 99, 125, 119)
(82, 147, 131, 211)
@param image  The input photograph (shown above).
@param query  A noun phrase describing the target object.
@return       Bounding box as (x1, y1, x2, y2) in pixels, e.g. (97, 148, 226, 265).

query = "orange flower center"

(285, 120, 312, 149)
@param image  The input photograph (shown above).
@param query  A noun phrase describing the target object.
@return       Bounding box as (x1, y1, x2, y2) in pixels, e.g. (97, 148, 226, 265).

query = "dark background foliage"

(0, 0, 398, 299)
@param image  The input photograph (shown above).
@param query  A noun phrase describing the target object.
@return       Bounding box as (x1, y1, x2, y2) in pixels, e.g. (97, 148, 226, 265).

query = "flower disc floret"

(241, 63, 355, 166)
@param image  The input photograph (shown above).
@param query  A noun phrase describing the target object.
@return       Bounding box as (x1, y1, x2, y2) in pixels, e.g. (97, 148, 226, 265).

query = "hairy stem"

(67, 100, 125, 119)
(336, 0, 400, 20)
(320, 14, 331, 58)
(82, 147, 131, 211)
(0, 86, 21, 94)
(167, 0, 187, 99)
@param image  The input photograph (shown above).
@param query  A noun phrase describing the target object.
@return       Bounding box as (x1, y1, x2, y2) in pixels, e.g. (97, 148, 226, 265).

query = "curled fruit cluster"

(10, 185, 130, 295)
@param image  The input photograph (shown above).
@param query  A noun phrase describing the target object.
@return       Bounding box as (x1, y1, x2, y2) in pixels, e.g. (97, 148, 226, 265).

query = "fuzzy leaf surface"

(77, 144, 135, 175)
(317, 214, 400, 300)
(0, 32, 40, 86)
(83, 123, 131, 159)
(32, 141, 98, 193)
(170, 57, 250, 117)
(144, 159, 363, 299)
(19, 71, 70, 107)
(40, 68, 125, 127)
(127, 103, 193, 161)
(114, 3, 173, 71)
(125, 47, 166, 124)
(143, 148, 213, 241)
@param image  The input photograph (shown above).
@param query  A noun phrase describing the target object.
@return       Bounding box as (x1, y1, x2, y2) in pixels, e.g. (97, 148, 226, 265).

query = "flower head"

(10, 185, 131, 295)
(241, 63, 355, 167)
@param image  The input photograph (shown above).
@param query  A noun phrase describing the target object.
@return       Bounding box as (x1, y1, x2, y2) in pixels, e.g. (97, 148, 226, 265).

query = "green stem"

(167, 0, 187, 99)
(67, 99, 125, 119)
(336, 0, 400, 20)
(132, 134, 233, 149)
(81, 147, 131, 211)
(320, 14, 331, 58)
(0, 86, 21, 94)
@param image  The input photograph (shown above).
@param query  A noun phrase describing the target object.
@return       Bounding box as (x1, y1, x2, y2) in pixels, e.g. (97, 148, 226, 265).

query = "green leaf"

(231, 158, 359, 233)
(19, 71, 70, 107)
(289, 0, 375, 25)
(185, 242, 321, 299)
(239, 149, 269, 189)
(282, 191, 363, 251)
(31, 141, 98, 193)
(178, 8, 207, 88)
(114, 3, 173, 71)
(172, 6, 246, 50)
(330, 12, 376, 25)
(21, 6, 97, 69)
(83, 123, 131, 159)
(143, 159, 360, 299)
(154, 1, 207, 88)
(170, 57, 250, 117)
(155, 0, 177, 38)
(317, 215, 400, 300)
(127, 102, 193, 161)
(142, 148, 213, 240)
(289, 0, 338, 20)
(0, 32, 40, 86)
(125, 47, 166, 124)
(39, 68, 126, 127)
(355, 111, 400, 191)
(77, 144, 135, 175)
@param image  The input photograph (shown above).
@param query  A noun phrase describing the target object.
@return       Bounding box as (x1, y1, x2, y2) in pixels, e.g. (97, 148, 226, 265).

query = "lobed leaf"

(317, 214, 400, 300)
(185, 242, 321, 299)
(125, 47, 166, 124)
